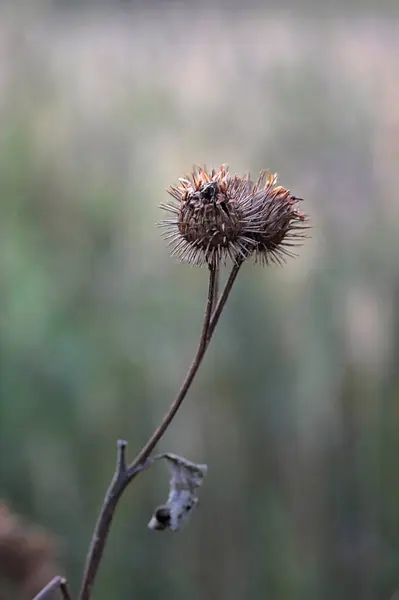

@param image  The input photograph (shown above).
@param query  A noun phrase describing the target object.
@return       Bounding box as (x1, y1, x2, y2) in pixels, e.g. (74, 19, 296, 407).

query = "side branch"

(60, 579, 73, 600)
(32, 576, 72, 600)
(78, 441, 151, 600)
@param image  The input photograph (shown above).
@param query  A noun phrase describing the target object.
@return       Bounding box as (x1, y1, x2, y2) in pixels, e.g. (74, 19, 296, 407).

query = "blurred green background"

(1, 3, 399, 599)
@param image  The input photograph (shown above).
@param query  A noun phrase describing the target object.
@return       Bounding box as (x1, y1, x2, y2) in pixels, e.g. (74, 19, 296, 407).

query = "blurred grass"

(0, 6, 399, 600)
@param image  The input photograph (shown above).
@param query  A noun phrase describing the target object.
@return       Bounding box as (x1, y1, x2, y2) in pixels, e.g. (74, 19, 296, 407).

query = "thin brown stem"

(129, 261, 218, 468)
(79, 262, 225, 600)
(206, 260, 243, 344)
(78, 441, 153, 600)
(32, 576, 69, 600)
(211, 264, 220, 315)
(78, 259, 243, 600)
(60, 579, 73, 600)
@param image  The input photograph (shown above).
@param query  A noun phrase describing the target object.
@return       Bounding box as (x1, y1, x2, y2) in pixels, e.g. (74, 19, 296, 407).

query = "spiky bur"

(159, 165, 308, 267)
(248, 170, 308, 265)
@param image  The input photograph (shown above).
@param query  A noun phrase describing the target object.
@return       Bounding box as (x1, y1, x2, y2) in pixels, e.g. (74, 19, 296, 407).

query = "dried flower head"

(160, 165, 308, 267)
(248, 170, 308, 265)
(160, 165, 261, 266)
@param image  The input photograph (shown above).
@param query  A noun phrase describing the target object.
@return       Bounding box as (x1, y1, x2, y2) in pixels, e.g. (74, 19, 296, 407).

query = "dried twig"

(32, 576, 72, 600)
(34, 162, 308, 600)
(32, 261, 243, 600)
(60, 577, 73, 600)
(129, 261, 218, 468)
(77, 440, 153, 600)
(78, 260, 241, 600)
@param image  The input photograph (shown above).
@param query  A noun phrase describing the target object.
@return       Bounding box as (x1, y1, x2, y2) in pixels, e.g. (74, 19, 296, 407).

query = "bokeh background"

(1, 2, 399, 599)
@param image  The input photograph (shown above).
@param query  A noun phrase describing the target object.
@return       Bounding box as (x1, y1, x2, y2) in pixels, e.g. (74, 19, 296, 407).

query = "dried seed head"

(160, 165, 308, 267)
(248, 171, 309, 265)
(160, 165, 259, 266)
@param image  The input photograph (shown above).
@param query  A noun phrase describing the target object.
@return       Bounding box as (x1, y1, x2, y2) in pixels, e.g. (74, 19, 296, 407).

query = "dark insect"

(200, 181, 229, 214)
(200, 181, 219, 203)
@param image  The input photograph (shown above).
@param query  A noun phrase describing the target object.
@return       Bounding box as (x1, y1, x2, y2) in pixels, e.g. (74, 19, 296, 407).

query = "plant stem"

(78, 259, 243, 600)
(129, 261, 218, 468)
(78, 441, 152, 600)
(129, 260, 243, 470)
(78, 262, 222, 600)
(32, 576, 72, 600)
(206, 261, 242, 343)
(60, 579, 73, 600)
(211, 263, 220, 315)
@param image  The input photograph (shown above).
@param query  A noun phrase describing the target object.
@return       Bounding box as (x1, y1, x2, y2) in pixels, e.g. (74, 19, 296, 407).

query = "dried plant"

(148, 454, 208, 532)
(33, 165, 309, 600)
(160, 165, 307, 266)
(0, 503, 61, 600)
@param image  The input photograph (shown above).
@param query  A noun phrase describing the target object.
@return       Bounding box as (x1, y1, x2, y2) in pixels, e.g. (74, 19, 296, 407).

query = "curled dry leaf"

(148, 454, 207, 532)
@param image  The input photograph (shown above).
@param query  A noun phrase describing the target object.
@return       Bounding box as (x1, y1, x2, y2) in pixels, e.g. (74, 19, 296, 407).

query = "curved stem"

(129, 261, 218, 469)
(79, 262, 221, 600)
(60, 579, 73, 600)
(78, 259, 243, 600)
(79, 442, 152, 600)
(32, 577, 63, 600)
(33, 576, 72, 600)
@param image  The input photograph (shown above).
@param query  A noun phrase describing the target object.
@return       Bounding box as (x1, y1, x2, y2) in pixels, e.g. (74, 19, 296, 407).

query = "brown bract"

(160, 165, 308, 266)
